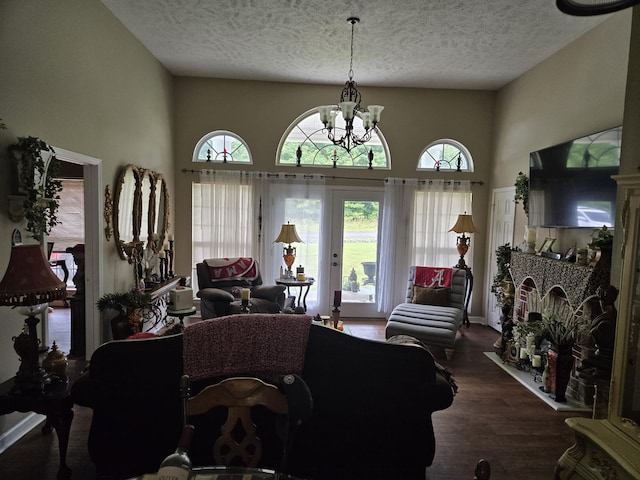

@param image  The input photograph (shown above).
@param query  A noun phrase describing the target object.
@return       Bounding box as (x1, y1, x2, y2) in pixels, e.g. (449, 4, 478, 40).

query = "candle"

(532, 354, 542, 368)
(163, 241, 170, 251)
(526, 226, 537, 243)
(241, 288, 250, 301)
(168, 233, 174, 241)
(333, 290, 341, 308)
(158, 250, 166, 259)
(520, 347, 529, 360)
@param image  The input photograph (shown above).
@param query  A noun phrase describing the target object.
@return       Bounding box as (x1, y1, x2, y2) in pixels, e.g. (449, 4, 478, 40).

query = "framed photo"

(11, 228, 22, 246)
(538, 237, 556, 254)
(564, 247, 576, 262)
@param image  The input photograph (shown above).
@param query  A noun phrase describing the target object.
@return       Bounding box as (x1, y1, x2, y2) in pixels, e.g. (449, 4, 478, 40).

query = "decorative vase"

(548, 345, 574, 402)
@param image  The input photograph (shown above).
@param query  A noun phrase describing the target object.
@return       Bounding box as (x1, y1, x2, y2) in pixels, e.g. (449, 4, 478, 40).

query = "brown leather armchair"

(196, 257, 287, 319)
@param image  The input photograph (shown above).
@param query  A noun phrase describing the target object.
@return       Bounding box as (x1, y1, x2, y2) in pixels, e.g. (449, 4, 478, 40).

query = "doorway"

(485, 186, 515, 330)
(327, 189, 383, 318)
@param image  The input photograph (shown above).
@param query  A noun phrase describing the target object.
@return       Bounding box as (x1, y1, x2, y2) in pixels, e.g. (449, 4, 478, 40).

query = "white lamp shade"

(368, 105, 384, 123)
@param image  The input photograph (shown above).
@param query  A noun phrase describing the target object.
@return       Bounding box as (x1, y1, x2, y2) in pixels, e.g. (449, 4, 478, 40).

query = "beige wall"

(491, 11, 632, 252)
(172, 78, 495, 309)
(0, 0, 173, 435)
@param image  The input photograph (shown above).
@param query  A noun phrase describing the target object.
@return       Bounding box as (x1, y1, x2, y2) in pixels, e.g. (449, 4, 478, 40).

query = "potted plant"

(588, 225, 614, 267)
(514, 172, 529, 218)
(97, 290, 159, 339)
(7, 136, 63, 241)
(542, 310, 590, 402)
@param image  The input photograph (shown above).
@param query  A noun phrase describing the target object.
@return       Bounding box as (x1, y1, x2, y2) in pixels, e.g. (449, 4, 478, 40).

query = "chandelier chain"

(348, 19, 355, 81)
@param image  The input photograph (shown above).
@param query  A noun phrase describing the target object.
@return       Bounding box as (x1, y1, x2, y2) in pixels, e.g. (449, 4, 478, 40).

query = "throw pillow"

(412, 285, 450, 306)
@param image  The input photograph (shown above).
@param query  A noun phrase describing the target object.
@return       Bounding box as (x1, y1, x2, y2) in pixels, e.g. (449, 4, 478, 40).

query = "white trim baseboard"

(0, 412, 45, 454)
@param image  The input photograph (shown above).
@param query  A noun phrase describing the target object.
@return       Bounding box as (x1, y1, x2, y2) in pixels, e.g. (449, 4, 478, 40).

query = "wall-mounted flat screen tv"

(529, 126, 622, 228)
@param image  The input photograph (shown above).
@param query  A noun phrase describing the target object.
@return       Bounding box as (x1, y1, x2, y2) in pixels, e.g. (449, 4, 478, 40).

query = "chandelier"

(318, 17, 383, 153)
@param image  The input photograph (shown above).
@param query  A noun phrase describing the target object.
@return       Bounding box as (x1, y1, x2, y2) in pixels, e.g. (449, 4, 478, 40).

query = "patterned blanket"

(183, 313, 312, 381)
(204, 257, 258, 282)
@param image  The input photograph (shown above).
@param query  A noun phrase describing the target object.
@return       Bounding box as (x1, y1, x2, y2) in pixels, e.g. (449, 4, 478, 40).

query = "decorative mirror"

(113, 165, 170, 261)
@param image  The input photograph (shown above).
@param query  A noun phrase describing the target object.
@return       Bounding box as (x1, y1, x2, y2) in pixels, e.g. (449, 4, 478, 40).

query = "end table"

(0, 377, 73, 479)
(275, 278, 315, 312)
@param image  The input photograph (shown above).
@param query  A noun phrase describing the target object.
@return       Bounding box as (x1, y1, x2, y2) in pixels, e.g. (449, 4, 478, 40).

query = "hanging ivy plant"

(514, 171, 529, 217)
(491, 243, 515, 307)
(7, 136, 63, 241)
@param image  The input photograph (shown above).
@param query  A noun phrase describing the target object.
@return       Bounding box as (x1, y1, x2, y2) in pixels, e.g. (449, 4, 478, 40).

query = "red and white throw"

(414, 266, 453, 287)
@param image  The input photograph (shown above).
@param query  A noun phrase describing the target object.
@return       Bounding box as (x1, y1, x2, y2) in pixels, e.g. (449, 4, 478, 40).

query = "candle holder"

(240, 299, 251, 314)
(524, 241, 536, 254)
(332, 306, 340, 329)
(168, 239, 175, 277)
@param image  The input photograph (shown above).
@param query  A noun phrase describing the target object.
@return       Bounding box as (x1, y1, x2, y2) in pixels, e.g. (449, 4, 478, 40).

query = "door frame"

(54, 147, 103, 356)
(326, 187, 384, 318)
(485, 186, 515, 330)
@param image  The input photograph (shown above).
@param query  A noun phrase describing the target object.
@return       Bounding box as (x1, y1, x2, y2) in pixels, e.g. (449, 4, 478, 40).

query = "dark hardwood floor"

(0, 317, 588, 479)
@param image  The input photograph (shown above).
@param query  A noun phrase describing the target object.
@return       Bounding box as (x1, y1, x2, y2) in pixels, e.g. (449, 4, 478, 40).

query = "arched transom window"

(193, 130, 252, 164)
(418, 139, 473, 172)
(277, 108, 390, 169)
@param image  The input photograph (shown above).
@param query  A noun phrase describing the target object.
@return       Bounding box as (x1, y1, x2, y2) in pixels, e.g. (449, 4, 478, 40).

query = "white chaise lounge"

(385, 266, 468, 360)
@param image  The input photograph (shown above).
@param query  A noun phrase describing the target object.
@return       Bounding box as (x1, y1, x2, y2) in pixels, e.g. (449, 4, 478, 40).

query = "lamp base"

(12, 312, 46, 394)
(455, 256, 468, 269)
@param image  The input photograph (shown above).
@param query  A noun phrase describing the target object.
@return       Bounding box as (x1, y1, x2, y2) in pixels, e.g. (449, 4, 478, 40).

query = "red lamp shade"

(0, 244, 67, 307)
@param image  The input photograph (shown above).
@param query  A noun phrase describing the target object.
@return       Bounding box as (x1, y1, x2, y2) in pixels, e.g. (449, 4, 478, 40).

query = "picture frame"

(538, 237, 556, 254)
(564, 247, 576, 262)
(11, 228, 22, 246)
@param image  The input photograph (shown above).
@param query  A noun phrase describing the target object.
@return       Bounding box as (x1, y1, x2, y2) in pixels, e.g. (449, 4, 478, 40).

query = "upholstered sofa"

(196, 257, 287, 318)
(72, 316, 456, 480)
(386, 266, 468, 360)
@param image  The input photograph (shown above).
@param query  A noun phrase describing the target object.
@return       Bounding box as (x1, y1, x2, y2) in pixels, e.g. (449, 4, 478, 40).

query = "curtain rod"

(180, 168, 484, 185)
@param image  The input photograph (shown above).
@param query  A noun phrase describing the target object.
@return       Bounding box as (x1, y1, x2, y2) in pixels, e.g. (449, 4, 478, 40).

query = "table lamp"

(274, 222, 303, 278)
(0, 244, 67, 392)
(449, 213, 479, 269)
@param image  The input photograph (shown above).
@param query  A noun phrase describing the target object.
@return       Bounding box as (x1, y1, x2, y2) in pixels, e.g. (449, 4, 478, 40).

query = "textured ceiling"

(100, 0, 609, 90)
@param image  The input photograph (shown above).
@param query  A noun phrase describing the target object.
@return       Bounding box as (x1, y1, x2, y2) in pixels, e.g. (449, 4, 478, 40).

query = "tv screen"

(529, 126, 622, 228)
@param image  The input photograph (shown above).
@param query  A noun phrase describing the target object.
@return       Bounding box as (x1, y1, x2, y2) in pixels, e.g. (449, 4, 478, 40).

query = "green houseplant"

(97, 290, 159, 339)
(491, 243, 515, 309)
(514, 172, 529, 218)
(7, 136, 63, 241)
(542, 309, 590, 402)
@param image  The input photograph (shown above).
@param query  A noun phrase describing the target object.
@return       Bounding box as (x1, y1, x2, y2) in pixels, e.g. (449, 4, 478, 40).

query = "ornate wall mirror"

(113, 165, 170, 261)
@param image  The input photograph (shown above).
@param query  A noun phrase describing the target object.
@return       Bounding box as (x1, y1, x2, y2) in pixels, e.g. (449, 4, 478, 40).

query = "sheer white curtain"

(260, 174, 326, 313)
(192, 170, 262, 292)
(377, 178, 417, 313)
(411, 179, 473, 267)
(377, 178, 473, 314)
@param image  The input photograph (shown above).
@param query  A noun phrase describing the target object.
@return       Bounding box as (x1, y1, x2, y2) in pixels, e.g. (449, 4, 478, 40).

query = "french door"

(326, 189, 383, 318)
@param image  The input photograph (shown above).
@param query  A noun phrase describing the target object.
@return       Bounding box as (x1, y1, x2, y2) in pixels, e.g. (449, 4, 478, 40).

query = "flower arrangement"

(512, 317, 547, 346)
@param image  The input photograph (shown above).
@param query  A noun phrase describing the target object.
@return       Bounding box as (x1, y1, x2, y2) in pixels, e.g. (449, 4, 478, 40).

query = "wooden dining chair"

(180, 374, 312, 474)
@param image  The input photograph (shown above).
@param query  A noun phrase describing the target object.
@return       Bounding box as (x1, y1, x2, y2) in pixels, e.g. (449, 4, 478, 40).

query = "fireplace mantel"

(509, 251, 610, 311)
